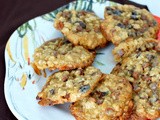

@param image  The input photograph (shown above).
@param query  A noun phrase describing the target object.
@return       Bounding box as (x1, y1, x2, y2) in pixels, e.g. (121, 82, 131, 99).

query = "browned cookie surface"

(130, 79, 160, 120)
(54, 10, 108, 49)
(112, 38, 160, 62)
(36, 66, 103, 106)
(112, 51, 160, 119)
(101, 5, 159, 45)
(112, 50, 160, 83)
(33, 37, 95, 70)
(70, 74, 133, 120)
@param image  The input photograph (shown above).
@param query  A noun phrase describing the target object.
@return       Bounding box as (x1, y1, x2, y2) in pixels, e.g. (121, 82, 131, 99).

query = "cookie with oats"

(129, 79, 160, 120)
(112, 38, 160, 62)
(33, 37, 95, 71)
(111, 51, 160, 119)
(54, 10, 107, 49)
(36, 66, 103, 106)
(101, 5, 159, 45)
(70, 74, 133, 120)
(112, 50, 160, 83)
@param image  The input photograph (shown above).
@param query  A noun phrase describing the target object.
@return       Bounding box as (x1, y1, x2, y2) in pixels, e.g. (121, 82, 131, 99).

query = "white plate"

(4, 0, 160, 120)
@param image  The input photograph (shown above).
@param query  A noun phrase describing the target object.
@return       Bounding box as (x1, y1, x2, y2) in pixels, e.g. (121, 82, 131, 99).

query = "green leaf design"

(41, 0, 109, 22)
(41, 12, 55, 22)
(96, 52, 105, 55)
(86, 0, 93, 11)
(17, 21, 36, 38)
(17, 25, 27, 38)
(95, 60, 105, 66)
(95, 0, 107, 4)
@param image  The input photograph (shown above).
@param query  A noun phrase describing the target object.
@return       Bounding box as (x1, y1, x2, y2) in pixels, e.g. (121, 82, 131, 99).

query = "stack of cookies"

(32, 4, 160, 120)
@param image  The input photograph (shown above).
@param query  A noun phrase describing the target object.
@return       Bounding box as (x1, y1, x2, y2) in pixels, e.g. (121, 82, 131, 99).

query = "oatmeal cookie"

(36, 66, 103, 106)
(70, 74, 133, 120)
(111, 51, 160, 119)
(112, 38, 160, 62)
(129, 78, 160, 120)
(54, 10, 107, 49)
(112, 50, 160, 83)
(101, 5, 159, 45)
(33, 37, 95, 70)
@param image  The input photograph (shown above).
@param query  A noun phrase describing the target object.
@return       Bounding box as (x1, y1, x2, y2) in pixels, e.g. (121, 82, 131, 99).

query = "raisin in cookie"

(112, 50, 160, 83)
(36, 66, 103, 106)
(33, 37, 95, 70)
(130, 79, 160, 120)
(112, 38, 160, 62)
(70, 74, 133, 120)
(101, 5, 159, 45)
(111, 51, 160, 119)
(54, 10, 107, 49)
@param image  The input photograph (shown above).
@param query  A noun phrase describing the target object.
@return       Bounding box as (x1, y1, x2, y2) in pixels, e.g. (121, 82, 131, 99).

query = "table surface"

(0, 0, 159, 119)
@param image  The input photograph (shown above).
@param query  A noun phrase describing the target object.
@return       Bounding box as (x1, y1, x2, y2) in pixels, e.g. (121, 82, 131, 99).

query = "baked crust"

(101, 5, 159, 45)
(54, 10, 108, 49)
(112, 38, 160, 62)
(70, 74, 133, 120)
(112, 51, 160, 119)
(33, 37, 95, 70)
(112, 50, 160, 83)
(129, 79, 160, 120)
(36, 66, 103, 106)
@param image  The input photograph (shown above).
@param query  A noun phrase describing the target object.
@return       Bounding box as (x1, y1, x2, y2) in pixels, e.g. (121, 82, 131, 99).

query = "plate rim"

(4, 0, 100, 119)
(4, 0, 160, 120)
(4, 50, 25, 120)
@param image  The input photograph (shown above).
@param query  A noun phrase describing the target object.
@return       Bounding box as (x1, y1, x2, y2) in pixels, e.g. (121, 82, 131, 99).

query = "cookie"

(33, 37, 95, 70)
(36, 66, 103, 106)
(54, 10, 107, 49)
(112, 50, 160, 83)
(70, 74, 133, 120)
(130, 79, 160, 120)
(112, 38, 160, 62)
(111, 51, 160, 119)
(101, 5, 159, 45)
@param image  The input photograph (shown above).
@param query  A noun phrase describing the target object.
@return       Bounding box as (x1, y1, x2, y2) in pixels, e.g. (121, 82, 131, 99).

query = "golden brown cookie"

(70, 74, 133, 120)
(101, 5, 159, 45)
(112, 38, 160, 62)
(130, 79, 160, 120)
(111, 51, 160, 119)
(33, 37, 95, 70)
(112, 50, 160, 83)
(54, 10, 108, 49)
(36, 66, 103, 106)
